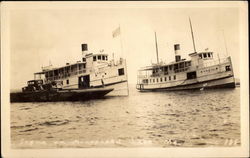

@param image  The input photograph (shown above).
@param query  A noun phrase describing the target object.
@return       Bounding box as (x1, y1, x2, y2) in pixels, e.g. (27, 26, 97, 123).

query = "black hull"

(137, 76, 236, 91)
(10, 88, 113, 102)
(146, 82, 236, 92)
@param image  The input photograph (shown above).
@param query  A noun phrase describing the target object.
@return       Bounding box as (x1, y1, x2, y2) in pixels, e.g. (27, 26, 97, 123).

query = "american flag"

(112, 27, 120, 38)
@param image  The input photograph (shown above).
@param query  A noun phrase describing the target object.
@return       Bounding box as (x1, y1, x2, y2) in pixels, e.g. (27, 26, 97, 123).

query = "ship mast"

(154, 32, 159, 64)
(222, 29, 229, 56)
(189, 18, 197, 53)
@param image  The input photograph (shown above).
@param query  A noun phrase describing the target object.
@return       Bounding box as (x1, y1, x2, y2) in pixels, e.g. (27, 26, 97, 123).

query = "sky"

(5, 2, 245, 89)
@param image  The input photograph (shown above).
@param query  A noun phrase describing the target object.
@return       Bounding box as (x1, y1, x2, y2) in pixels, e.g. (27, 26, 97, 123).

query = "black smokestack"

(174, 44, 181, 62)
(174, 44, 180, 51)
(81, 44, 88, 52)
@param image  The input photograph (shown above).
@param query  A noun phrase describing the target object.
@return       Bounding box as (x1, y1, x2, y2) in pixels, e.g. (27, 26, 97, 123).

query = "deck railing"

(46, 69, 87, 81)
(200, 57, 229, 68)
(44, 58, 126, 81)
(138, 57, 230, 79)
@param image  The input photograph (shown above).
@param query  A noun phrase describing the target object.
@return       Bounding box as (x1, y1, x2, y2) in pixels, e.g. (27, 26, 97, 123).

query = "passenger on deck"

(101, 79, 105, 87)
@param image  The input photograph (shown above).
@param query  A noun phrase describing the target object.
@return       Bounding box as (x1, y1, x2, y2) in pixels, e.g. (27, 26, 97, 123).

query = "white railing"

(199, 57, 229, 68)
(137, 57, 230, 79)
(46, 69, 87, 81)
(45, 58, 126, 81)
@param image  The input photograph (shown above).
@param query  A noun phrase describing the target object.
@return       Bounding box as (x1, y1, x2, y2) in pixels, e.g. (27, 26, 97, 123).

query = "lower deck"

(136, 61, 235, 91)
(136, 75, 235, 91)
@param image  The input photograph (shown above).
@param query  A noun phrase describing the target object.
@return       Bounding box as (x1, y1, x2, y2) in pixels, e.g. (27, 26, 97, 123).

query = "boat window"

(98, 55, 101, 60)
(169, 76, 171, 81)
(187, 71, 197, 79)
(49, 71, 53, 77)
(54, 70, 58, 76)
(66, 79, 69, 84)
(82, 58, 86, 62)
(169, 65, 172, 70)
(225, 65, 231, 71)
(102, 56, 105, 60)
(143, 79, 148, 84)
(203, 53, 207, 58)
(174, 75, 176, 80)
(180, 62, 184, 68)
(118, 68, 125, 76)
(78, 64, 82, 70)
(164, 66, 168, 72)
(93, 56, 97, 61)
(185, 61, 191, 67)
(174, 64, 178, 70)
(208, 53, 211, 57)
(199, 54, 202, 59)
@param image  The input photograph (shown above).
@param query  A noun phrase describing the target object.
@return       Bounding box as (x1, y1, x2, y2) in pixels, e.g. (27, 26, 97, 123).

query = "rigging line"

(222, 29, 229, 56)
(119, 24, 129, 96)
(154, 32, 159, 64)
(119, 24, 124, 57)
(189, 17, 197, 53)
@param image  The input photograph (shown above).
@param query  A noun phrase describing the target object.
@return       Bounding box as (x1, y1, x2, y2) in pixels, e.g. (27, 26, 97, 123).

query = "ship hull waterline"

(10, 88, 114, 102)
(136, 76, 236, 91)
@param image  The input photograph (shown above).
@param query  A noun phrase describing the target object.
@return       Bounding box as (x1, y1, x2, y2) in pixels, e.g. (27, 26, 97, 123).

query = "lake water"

(11, 85, 240, 148)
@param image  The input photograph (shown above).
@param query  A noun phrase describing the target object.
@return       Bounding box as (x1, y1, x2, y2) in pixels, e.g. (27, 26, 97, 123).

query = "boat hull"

(10, 88, 113, 102)
(137, 76, 235, 91)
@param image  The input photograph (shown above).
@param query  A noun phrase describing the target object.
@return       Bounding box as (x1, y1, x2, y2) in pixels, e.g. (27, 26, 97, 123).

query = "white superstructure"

(34, 44, 128, 95)
(136, 46, 235, 91)
(136, 19, 235, 91)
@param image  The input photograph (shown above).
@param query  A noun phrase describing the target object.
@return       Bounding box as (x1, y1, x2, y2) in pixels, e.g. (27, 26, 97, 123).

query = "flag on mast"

(112, 27, 121, 38)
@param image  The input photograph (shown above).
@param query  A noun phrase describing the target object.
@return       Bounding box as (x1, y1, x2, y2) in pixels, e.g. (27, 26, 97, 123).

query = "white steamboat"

(136, 20, 235, 91)
(34, 43, 128, 94)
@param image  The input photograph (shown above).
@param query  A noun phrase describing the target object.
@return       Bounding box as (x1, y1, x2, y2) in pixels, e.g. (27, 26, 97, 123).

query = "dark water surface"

(11, 85, 240, 148)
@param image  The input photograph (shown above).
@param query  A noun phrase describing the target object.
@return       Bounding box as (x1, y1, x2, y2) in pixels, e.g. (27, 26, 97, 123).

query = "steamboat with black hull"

(136, 19, 235, 91)
(11, 43, 128, 102)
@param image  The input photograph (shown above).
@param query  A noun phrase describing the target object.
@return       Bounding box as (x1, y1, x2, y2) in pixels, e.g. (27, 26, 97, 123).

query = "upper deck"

(35, 61, 87, 81)
(34, 51, 124, 82)
(138, 50, 230, 79)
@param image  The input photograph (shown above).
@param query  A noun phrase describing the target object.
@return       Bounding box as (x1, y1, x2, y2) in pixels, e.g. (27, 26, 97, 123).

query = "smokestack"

(174, 44, 181, 62)
(81, 44, 88, 52)
(81, 44, 88, 62)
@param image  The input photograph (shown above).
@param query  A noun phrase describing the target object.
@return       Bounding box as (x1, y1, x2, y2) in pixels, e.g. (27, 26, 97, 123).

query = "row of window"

(93, 55, 108, 61)
(200, 65, 231, 74)
(144, 75, 177, 84)
(45, 63, 86, 78)
(199, 52, 213, 59)
(152, 61, 191, 74)
(200, 67, 219, 73)
(94, 68, 124, 77)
